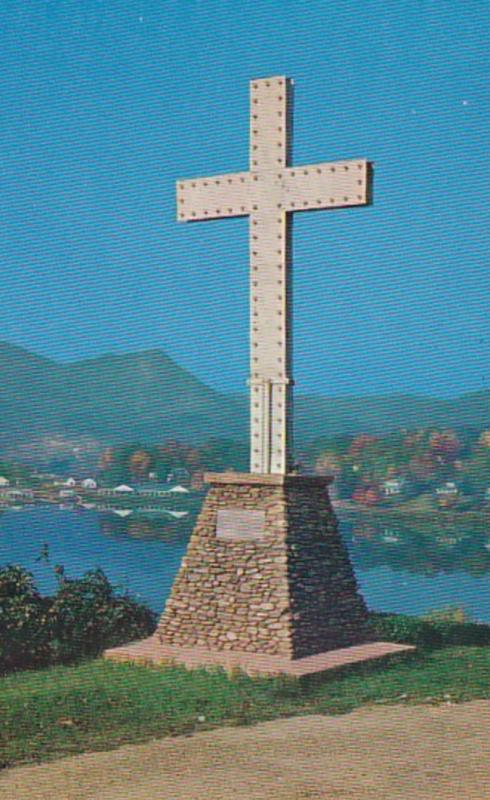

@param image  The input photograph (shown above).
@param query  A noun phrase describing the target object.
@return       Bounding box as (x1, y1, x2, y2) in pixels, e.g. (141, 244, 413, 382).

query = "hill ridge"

(0, 341, 488, 451)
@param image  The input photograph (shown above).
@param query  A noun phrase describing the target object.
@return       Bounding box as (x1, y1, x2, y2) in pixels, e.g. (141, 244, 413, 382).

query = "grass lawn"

(1, 646, 490, 769)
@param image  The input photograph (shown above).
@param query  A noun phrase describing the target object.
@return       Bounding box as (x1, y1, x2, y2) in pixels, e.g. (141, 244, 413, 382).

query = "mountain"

(295, 390, 490, 440)
(59, 349, 246, 443)
(0, 342, 489, 456)
(0, 342, 61, 443)
(0, 343, 245, 449)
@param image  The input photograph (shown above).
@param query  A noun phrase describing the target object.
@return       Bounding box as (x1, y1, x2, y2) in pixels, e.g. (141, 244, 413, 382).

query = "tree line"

(95, 426, 490, 508)
(97, 438, 248, 487)
(303, 427, 490, 507)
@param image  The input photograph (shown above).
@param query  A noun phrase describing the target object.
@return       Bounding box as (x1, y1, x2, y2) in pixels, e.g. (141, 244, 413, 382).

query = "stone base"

(104, 637, 415, 678)
(153, 472, 375, 659)
(105, 471, 411, 673)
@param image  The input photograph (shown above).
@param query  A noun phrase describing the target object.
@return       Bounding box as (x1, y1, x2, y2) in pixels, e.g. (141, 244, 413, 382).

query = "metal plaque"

(216, 509, 266, 541)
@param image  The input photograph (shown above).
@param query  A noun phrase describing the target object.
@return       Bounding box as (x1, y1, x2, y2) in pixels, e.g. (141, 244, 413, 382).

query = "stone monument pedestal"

(105, 473, 414, 676)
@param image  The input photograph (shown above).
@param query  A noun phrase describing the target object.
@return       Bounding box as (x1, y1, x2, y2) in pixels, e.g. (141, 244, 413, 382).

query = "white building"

(114, 484, 135, 494)
(81, 478, 97, 490)
(169, 485, 190, 494)
(382, 478, 405, 497)
(0, 476, 10, 487)
(6, 488, 33, 499)
(166, 468, 191, 484)
(435, 482, 459, 496)
(65, 477, 77, 488)
(98, 485, 135, 496)
(133, 483, 191, 498)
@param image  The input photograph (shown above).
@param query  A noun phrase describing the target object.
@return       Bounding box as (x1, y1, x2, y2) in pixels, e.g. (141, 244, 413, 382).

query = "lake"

(1, 503, 490, 622)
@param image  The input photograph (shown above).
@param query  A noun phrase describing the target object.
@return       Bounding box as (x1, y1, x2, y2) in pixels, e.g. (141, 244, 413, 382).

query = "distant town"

(0, 426, 490, 514)
(0, 472, 194, 509)
(307, 427, 490, 513)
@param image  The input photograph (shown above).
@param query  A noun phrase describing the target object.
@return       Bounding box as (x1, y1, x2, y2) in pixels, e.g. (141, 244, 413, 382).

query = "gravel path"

(2, 701, 490, 800)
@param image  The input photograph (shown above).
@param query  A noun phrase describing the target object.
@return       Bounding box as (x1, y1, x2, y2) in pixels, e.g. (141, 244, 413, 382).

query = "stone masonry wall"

(156, 474, 373, 658)
(285, 482, 372, 657)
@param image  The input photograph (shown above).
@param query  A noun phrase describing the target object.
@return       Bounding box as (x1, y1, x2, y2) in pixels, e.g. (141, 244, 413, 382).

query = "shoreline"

(332, 500, 490, 526)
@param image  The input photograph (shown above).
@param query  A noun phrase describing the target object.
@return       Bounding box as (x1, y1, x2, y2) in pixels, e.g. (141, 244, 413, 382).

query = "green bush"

(48, 568, 157, 662)
(0, 565, 51, 672)
(369, 610, 490, 649)
(0, 565, 157, 674)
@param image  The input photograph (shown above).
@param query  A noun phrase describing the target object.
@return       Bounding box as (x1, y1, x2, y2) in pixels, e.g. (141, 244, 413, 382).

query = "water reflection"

(0, 503, 489, 619)
(343, 516, 490, 579)
(99, 507, 197, 544)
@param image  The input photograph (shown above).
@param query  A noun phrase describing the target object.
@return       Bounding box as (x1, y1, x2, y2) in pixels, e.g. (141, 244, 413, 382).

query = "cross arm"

(277, 159, 372, 212)
(176, 172, 251, 222)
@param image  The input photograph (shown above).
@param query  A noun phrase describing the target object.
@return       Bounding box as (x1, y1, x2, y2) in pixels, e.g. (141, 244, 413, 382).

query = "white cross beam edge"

(176, 76, 372, 475)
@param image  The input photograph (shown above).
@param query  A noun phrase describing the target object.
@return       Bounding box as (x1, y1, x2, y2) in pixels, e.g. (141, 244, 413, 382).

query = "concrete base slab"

(104, 637, 415, 677)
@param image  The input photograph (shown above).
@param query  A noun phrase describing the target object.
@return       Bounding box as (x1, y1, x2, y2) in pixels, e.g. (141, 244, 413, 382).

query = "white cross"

(176, 76, 372, 475)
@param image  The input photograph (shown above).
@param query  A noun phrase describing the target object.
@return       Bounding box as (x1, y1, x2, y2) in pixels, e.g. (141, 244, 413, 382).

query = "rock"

(156, 474, 372, 658)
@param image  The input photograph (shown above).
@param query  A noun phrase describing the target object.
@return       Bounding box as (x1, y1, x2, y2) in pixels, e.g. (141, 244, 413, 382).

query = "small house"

(382, 478, 405, 497)
(0, 476, 10, 487)
(81, 478, 97, 490)
(169, 485, 190, 495)
(435, 482, 459, 496)
(114, 484, 135, 494)
(166, 468, 191, 485)
(6, 488, 33, 499)
(64, 477, 77, 488)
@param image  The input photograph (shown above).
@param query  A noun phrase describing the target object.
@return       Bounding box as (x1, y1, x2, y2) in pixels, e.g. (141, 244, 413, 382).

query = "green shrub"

(369, 611, 437, 648)
(0, 565, 52, 672)
(421, 606, 469, 623)
(48, 568, 157, 662)
(369, 610, 490, 649)
(0, 565, 157, 674)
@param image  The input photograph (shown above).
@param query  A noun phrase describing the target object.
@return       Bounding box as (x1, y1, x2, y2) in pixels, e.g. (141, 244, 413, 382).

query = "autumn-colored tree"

(364, 487, 381, 506)
(403, 430, 425, 451)
(98, 447, 115, 470)
(348, 434, 379, 458)
(462, 445, 490, 499)
(478, 430, 490, 449)
(436, 493, 458, 510)
(129, 449, 152, 481)
(198, 438, 248, 473)
(156, 441, 192, 468)
(408, 453, 437, 482)
(352, 484, 380, 506)
(97, 445, 133, 486)
(314, 452, 341, 477)
(186, 448, 202, 469)
(428, 430, 460, 464)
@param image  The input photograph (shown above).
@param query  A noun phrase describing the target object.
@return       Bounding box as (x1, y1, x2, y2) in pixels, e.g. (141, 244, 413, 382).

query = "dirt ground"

(2, 701, 490, 800)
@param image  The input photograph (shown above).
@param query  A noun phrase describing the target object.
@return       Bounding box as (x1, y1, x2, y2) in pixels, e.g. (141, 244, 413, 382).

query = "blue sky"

(1, 1, 489, 397)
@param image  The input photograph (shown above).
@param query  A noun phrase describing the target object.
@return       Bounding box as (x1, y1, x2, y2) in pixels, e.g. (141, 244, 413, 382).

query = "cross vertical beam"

(175, 76, 372, 475)
(249, 77, 294, 474)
